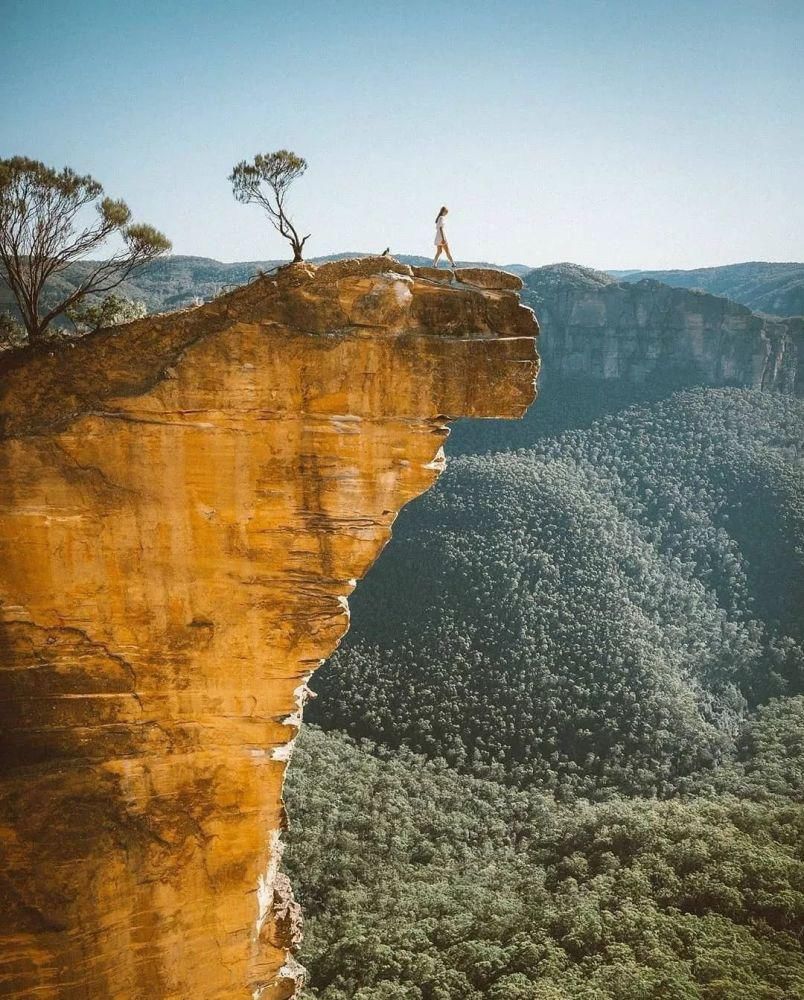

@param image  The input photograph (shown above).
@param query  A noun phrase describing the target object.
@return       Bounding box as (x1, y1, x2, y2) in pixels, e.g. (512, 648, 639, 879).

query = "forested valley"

(285, 711, 803, 1000)
(285, 343, 804, 997)
(306, 389, 803, 798)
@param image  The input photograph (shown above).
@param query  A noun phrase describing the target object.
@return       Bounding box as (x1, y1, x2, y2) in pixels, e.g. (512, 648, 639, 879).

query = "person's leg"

(444, 241, 455, 267)
(433, 245, 443, 266)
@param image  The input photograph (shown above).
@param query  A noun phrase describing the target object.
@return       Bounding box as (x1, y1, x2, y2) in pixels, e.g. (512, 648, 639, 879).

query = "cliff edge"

(0, 256, 538, 999)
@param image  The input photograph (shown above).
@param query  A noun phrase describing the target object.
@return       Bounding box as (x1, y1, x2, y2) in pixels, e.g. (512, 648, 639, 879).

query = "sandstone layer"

(0, 257, 538, 999)
(524, 263, 802, 392)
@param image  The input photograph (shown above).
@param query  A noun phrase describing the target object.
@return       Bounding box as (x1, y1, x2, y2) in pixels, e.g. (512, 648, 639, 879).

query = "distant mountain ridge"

(610, 261, 804, 318)
(4, 254, 802, 325)
(3, 257, 802, 397)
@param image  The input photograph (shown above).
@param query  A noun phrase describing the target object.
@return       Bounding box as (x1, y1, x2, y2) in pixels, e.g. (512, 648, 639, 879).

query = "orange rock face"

(0, 257, 538, 999)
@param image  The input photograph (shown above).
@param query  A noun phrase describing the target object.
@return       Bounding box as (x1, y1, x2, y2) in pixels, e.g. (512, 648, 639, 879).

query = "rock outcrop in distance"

(525, 264, 802, 393)
(0, 257, 538, 1000)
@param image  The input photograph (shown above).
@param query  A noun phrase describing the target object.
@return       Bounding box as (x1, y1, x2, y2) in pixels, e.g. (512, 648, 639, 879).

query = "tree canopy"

(66, 292, 146, 334)
(229, 149, 310, 262)
(309, 389, 804, 799)
(284, 719, 804, 1000)
(0, 156, 170, 342)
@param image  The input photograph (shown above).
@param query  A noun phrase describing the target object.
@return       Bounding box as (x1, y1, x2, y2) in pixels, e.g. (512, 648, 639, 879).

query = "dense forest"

(286, 372, 804, 996)
(284, 711, 804, 1000)
(307, 389, 804, 799)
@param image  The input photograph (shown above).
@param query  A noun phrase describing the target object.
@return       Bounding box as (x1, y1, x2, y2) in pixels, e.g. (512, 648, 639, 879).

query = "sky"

(2, 0, 802, 270)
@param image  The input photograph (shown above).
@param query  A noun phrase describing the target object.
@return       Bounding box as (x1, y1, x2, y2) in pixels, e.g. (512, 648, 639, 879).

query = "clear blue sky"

(2, 0, 802, 269)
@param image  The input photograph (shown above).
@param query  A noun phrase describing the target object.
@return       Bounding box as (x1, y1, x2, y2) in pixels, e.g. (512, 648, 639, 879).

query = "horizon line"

(108, 251, 804, 273)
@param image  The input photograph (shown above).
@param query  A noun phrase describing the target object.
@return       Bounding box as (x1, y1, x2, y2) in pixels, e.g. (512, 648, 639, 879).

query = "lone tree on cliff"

(0, 156, 171, 344)
(229, 150, 310, 262)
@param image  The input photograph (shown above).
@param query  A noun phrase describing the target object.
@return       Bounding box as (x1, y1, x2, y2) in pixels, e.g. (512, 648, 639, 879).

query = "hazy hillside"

(611, 262, 804, 318)
(5, 256, 801, 328)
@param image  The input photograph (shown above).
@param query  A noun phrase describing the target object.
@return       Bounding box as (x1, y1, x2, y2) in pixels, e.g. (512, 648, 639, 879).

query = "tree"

(229, 150, 310, 262)
(0, 156, 170, 343)
(66, 293, 147, 334)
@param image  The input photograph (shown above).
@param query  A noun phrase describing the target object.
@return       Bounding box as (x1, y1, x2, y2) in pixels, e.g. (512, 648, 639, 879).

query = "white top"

(434, 215, 447, 245)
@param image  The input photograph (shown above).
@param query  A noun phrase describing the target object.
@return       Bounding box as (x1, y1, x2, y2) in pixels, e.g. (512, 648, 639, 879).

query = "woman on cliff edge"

(433, 206, 456, 269)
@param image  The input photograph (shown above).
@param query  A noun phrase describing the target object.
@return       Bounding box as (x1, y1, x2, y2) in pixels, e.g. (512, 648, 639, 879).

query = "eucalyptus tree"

(0, 156, 170, 343)
(229, 150, 310, 262)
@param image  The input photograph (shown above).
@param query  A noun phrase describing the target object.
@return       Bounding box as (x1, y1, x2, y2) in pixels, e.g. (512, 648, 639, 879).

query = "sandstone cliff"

(525, 264, 802, 393)
(0, 257, 538, 999)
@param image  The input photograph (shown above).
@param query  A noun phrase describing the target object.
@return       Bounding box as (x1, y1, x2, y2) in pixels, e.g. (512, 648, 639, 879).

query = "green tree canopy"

(65, 293, 146, 334)
(285, 723, 804, 1000)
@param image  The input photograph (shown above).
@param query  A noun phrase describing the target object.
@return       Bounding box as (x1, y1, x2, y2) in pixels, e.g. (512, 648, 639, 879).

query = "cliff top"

(0, 255, 537, 440)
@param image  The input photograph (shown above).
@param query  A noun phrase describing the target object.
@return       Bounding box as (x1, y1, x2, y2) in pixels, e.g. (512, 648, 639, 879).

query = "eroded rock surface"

(525, 264, 802, 392)
(0, 257, 538, 999)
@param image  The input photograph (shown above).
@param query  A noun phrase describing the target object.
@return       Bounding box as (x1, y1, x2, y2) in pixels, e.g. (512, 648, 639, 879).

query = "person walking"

(433, 206, 456, 269)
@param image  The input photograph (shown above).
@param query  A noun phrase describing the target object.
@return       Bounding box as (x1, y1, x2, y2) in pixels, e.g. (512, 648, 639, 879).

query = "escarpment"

(0, 257, 538, 1000)
(525, 264, 802, 393)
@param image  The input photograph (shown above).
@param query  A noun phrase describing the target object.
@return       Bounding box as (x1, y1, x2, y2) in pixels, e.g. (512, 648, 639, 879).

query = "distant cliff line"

(612, 260, 804, 318)
(524, 263, 803, 396)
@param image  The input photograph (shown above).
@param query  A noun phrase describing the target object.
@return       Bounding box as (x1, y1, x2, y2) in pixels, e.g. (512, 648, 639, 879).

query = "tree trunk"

(25, 318, 47, 344)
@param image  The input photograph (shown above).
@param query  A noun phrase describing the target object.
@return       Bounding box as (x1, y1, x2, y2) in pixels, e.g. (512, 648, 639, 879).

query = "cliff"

(614, 261, 804, 319)
(525, 264, 802, 393)
(0, 256, 538, 1000)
